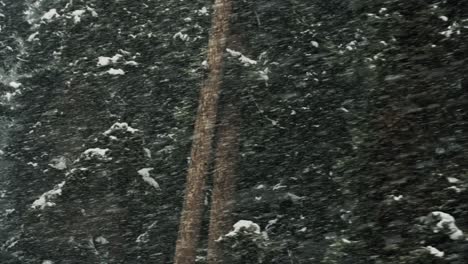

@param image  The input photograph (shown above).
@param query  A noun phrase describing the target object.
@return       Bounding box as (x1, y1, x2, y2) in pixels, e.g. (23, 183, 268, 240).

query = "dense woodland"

(1, 0, 468, 263)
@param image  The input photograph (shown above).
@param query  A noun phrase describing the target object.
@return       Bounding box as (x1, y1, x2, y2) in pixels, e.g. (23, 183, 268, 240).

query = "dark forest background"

(1, 0, 468, 263)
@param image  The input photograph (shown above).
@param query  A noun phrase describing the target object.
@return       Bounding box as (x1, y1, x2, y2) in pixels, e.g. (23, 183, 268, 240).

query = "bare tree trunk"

(207, 98, 240, 264)
(173, 0, 232, 263)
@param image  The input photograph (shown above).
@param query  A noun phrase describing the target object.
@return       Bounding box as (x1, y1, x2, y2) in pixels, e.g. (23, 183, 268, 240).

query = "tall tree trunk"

(173, 0, 232, 263)
(207, 97, 240, 264)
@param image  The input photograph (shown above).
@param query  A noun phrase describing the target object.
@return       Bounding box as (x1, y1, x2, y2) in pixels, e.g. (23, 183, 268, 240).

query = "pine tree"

(174, 0, 232, 263)
(207, 96, 240, 264)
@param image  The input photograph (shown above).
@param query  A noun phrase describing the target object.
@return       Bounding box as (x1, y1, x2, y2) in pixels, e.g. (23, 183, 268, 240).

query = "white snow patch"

(428, 211, 465, 240)
(95, 236, 109, 245)
(265, 218, 278, 231)
(41, 9, 59, 21)
(136, 220, 158, 243)
(143, 147, 152, 158)
(71, 10, 86, 23)
(136, 233, 148, 243)
(440, 22, 460, 38)
(226, 49, 241, 57)
(138, 168, 160, 190)
(124, 60, 139, 66)
(48, 156, 67, 170)
(273, 183, 287, 190)
(97, 54, 123, 66)
(69, 168, 89, 174)
(196, 7, 209, 16)
(384, 74, 405, 81)
(226, 48, 257, 66)
(3, 235, 19, 249)
(108, 54, 122, 64)
(97, 57, 112, 66)
(31, 181, 65, 210)
(137, 168, 154, 178)
(257, 67, 269, 85)
(142, 175, 160, 190)
(447, 177, 460, 183)
(82, 148, 110, 161)
(345, 40, 358, 51)
(103, 122, 139, 136)
(340, 107, 350, 113)
(238, 55, 257, 66)
(425, 246, 444, 257)
(2, 92, 14, 101)
(8, 81, 22, 89)
(201, 60, 208, 69)
(107, 68, 125, 75)
(5, 209, 15, 215)
(173, 31, 189, 41)
(27, 162, 38, 167)
(27, 32, 39, 42)
(439, 16, 448, 22)
(390, 194, 403, 201)
(225, 220, 261, 238)
(255, 184, 266, 190)
(285, 192, 305, 203)
(86, 6, 98, 17)
(119, 49, 132, 55)
(342, 238, 352, 244)
(447, 186, 463, 193)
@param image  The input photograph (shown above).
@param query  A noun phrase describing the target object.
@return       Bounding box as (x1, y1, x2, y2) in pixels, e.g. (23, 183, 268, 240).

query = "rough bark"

(207, 98, 241, 264)
(173, 0, 232, 263)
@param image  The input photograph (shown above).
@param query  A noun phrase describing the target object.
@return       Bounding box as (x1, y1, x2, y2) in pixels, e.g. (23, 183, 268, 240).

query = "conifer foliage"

(0, 0, 467, 263)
